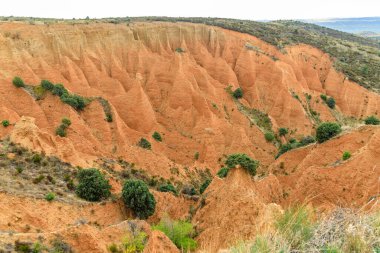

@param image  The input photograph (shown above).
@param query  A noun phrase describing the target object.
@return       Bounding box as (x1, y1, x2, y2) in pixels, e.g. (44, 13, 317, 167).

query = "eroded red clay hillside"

(0, 21, 379, 252)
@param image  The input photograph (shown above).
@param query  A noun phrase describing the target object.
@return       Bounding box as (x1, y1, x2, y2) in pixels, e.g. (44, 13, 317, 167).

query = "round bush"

(12, 76, 25, 88)
(217, 167, 229, 178)
(316, 122, 341, 143)
(233, 87, 243, 99)
(326, 97, 336, 109)
(225, 153, 259, 176)
(122, 179, 156, 219)
(2, 120, 10, 127)
(61, 117, 71, 127)
(52, 84, 68, 97)
(152, 131, 162, 142)
(278, 128, 288, 136)
(55, 125, 67, 137)
(76, 168, 111, 202)
(364, 115, 380, 125)
(264, 132, 275, 142)
(137, 138, 151, 149)
(342, 151, 351, 161)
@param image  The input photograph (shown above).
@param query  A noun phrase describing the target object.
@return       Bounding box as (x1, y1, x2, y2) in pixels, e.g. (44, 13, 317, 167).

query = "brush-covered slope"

(0, 21, 379, 177)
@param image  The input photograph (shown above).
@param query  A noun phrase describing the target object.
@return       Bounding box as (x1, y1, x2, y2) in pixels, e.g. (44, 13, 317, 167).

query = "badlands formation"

(0, 21, 379, 252)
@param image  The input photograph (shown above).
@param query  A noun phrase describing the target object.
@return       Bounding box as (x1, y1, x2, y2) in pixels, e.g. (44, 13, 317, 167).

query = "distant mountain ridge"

(305, 17, 380, 34)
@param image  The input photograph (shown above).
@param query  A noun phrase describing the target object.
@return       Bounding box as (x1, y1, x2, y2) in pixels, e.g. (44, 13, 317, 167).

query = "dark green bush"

(225, 153, 259, 176)
(158, 183, 177, 195)
(32, 154, 42, 164)
(137, 138, 151, 149)
(122, 179, 156, 219)
(52, 84, 68, 96)
(217, 167, 229, 178)
(2, 120, 10, 127)
(342, 151, 351, 161)
(60, 94, 86, 110)
(13, 76, 25, 87)
(182, 185, 197, 196)
(264, 132, 275, 142)
(320, 94, 327, 101)
(200, 179, 211, 194)
(316, 122, 342, 143)
(152, 131, 162, 142)
(326, 97, 336, 109)
(76, 168, 111, 202)
(364, 115, 380, 125)
(40, 80, 54, 90)
(61, 117, 71, 127)
(106, 113, 113, 122)
(232, 87, 243, 99)
(45, 192, 55, 202)
(278, 128, 288, 136)
(55, 125, 66, 137)
(194, 152, 199, 160)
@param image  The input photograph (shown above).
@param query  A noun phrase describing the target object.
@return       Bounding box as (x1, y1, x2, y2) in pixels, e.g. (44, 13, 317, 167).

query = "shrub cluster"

(320, 94, 336, 109)
(278, 128, 288, 136)
(158, 183, 177, 195)
(153, 216, 197, 251)
(217, 167, 229, 178)
(75, 168, 111, 202)
(264, 132, 275, 142)
(364, 115, 380, 125)
(137, 138, 151, 149)
(49, 83, 87, 110)
(122, 179, 156, 219)
(275, 136, 316, 159)
(200, 179, 211, 194)
(225, 153, 259, 176)
(55, 118, 71, 137)
(316, 122, 342, 143)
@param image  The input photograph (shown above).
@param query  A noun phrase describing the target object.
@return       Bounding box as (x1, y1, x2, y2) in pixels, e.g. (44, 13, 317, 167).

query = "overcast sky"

(0, 0, 379, 20)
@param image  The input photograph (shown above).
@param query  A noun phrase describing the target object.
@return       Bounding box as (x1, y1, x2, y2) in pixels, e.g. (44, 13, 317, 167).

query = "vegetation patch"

(137, 138, 151, 149)
(152, 131, 162, 142)
(316, 122, 342, 143)
(55, 117, 71, 137)
(122, 179, 156, 219)
(364, 115, 380, 125)
(225, 153, 259, 176)
(75, 168, 111, 202)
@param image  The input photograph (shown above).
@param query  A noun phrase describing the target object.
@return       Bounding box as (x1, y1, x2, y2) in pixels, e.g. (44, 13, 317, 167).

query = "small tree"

(225, 153, 259, 176)
(76, 168, 111, 202)
(278, 128, 288, 136)
(233, 87, 243, 99)
(316, 122, 341, 143)
(364, 115, 380, 125)
(122, 179, 156, 219)
(152, 131, 162, 142)
(326, 97, 336, 109)
(137, 138, 151, 149)
(13, 76, 25, 88)
(264, 132, 275, 142)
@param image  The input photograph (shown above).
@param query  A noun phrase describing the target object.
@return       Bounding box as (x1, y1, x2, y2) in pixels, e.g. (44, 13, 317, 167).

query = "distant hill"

(305, 17, 380, 34)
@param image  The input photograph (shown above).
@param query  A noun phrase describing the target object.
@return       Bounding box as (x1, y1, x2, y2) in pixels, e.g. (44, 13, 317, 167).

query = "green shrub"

(342, 151, 351, 161)
(299, 136, 316, 146)
(364, 115, 380, 125)
(194, 151, 199, 160)
(152, 131, 162, 142)
(76, 168, 111, 202)
(137, 138, 151, 150)
(32, 154, 42, 164)
(2, 120, 10, 127)
(60, 94, 86, 110)
(289, 138, 297, 144)
(122, 179, 156, 219)
(40, 80, 54, 90)
(158, 183, 177, 195)
(320, 94, 327, 101)
(61, 117, 71, 127)
(45, 192, 55, 202)
(275, 143, 293, 159)
(153, 217, 197, 251)
(316, 122, 342, 143)
(275, 205, 314, 249)
(182, 185, 197, 196)
(326, 97, 336, 109)
(52, 84, 68, 96)
(225, 153, 259, 176)
(175, 48, 185, 53)
(121, 232, 147, 253)
(278, 128, 288, 136)
(55, 125, 67, 137)
(264, 132, 275, 142)
(106, 113, 113, 122)
(217, 167, 229, 178)
(13, 76, 25, 87)
(200, 179, 211, 194)
(233, 87, 243, 99)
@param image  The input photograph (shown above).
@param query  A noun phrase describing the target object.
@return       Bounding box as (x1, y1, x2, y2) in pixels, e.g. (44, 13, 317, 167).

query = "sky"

(0, 0, 379, 20)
